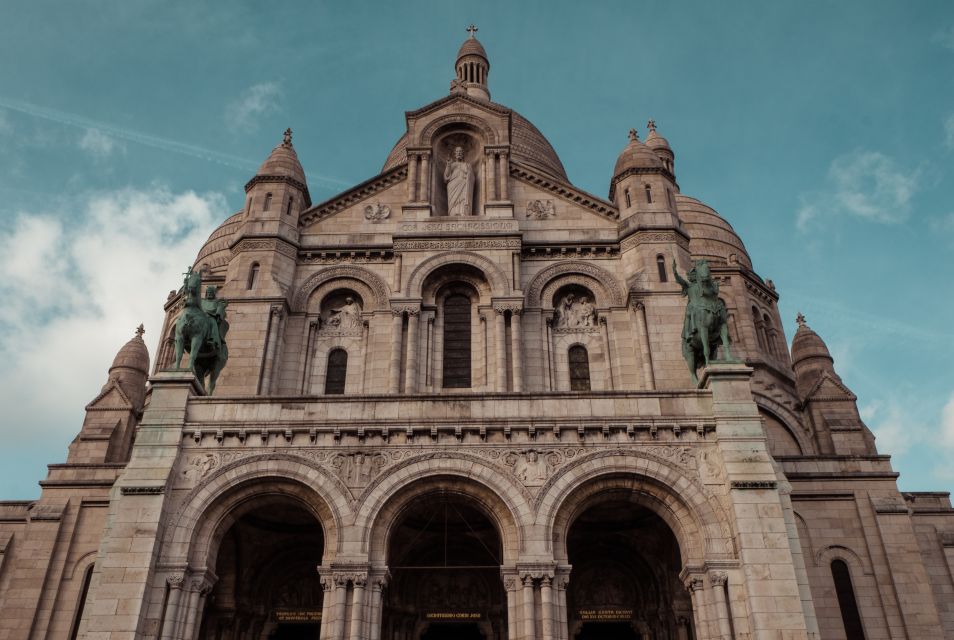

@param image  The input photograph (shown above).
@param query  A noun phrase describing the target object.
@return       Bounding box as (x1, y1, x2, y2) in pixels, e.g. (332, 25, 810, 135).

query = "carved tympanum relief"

(526, 199, 556, 219)
(554, 292, 597, 330)
(319, 291, 364, 335)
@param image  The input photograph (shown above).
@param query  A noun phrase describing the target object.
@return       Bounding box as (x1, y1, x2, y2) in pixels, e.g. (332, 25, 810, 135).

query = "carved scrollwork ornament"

(503, 576, 518, 591)
(364, 202, 391, 222)
(686, 577, 705, 593)
(709, 572, 728, 587)
(167, 573, 185, 589)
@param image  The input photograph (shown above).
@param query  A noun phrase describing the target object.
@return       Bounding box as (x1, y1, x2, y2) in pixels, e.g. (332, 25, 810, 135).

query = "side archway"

(525, 261, 626, 309)
(293, 265, 391, 312)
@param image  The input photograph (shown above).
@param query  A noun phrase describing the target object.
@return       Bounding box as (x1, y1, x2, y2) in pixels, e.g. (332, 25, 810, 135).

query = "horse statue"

(673, 258, 733, 384)
(173, 266, 229, 394)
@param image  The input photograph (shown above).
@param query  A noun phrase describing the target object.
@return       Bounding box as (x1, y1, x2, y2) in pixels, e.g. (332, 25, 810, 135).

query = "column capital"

(708, 571, 728, 587)
(684, 576, 705, 593)
(492, 298, 524, 314)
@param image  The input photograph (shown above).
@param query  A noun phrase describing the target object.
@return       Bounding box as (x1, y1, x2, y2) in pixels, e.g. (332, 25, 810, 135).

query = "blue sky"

(1, 1, 952, 498)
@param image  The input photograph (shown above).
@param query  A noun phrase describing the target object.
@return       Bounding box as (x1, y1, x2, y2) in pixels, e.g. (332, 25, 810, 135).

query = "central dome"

(382, 107, 568, 181)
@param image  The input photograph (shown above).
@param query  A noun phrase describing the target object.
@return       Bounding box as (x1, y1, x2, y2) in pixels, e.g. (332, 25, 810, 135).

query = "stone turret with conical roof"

(645, 119, 675, 176)
(451, 25, 491, 101)
(610, 126, 680, 226)
(790, 314, 877, 455)
(67, 325, 151, 464)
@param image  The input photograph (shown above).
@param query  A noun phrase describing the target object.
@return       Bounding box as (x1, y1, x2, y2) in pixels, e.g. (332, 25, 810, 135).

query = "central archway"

(382, 492, 507, 640)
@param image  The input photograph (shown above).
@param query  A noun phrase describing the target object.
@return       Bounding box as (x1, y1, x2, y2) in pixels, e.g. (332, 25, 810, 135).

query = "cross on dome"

(647, 119, 657, 132)
(135, 324, 145, 337)
(283, 128, 293, 145)
(628, 128, 639, 142)
(796, 312, 806, 327)
(466, 24, 478, 38)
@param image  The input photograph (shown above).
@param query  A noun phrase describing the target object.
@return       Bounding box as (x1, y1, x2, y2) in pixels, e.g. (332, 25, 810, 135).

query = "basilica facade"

(2, 32, 954, 640)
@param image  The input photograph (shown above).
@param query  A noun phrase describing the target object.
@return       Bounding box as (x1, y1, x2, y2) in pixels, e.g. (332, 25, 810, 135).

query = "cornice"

(244, 175, 312, 207)
(404, 93, 512, 122)
(300, 165, 408, 228)
(608, 166, 679, 199)
(511, 163, 617, 220)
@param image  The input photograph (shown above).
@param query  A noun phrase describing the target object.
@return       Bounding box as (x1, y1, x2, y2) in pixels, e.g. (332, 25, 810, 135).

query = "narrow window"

(286, 197, 294, 216)
(568, 345, 591, 391)
(247, 262, 260, 290)
(764, 314, 777, 357)
(624, 188, 631, 208)
(667, 188, 675, 209)
(644, 184, 653, 203)
(68, 565, 95, 640)
(324, 349, 348, 395)
(442, 294, 472, 388)
(656, 255, 668, 283)
(752, 307, 767, 350)
(263, 192, 272, 211)
(831, 560, 865, 640)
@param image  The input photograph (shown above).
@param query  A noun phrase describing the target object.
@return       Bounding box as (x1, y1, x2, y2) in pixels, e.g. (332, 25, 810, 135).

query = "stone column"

(631, 301, 656, 389)
(555, 575, 569, 640)
(498, 150, 510, 201)
(333, 575, 349, 640)
(504, 576, 519, 640)
(405, 309, 421, 393)
(544, 317, 554, 391)
(676, 617, 690, 640)
(179, 576, 205, 640)
(159, 573, 185, 640)
(420, 153, 431, 203)
(301, 318, 319, 393)
(686, 577, 707, 640)
(350, 575, 367, 640)
(368, 575, 388, 640)
(434, 309, 444, 389)
(494, 308, 507, 391)
(599, 316, 615, 390)
(388, 310, 403, 394)
(510, 309, 524, 392)
(708, 573, 732, 640)
(259, 306, 284, 395)
(540, 576, 554, 640)
(319, 576, 335, 640)
(488, 151, 498, 200)
(522, 575, 536, 640)
(407, 152, 419, 202)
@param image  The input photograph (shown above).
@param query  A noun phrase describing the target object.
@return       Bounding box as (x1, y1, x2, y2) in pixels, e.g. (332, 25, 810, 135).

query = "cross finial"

(283, 128, 292, 145)
(796, 312, 806, 327)
(647, 119, 657, 132)
(466, 24, 478, 39)
(628, 128, 639, 142)
(135, 324, 145, 337)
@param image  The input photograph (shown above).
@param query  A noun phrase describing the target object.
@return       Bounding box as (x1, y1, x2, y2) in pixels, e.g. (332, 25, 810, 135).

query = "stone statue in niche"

(443, 146, 474, 215)
(555, 293, 596, 328)
(327, 297, 362, 329)
(513, 450, 550, 485)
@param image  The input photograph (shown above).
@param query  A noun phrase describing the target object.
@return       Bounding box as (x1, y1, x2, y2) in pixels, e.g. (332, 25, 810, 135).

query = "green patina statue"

(673, 257, 733, 384)
(174, 267, 229, 394)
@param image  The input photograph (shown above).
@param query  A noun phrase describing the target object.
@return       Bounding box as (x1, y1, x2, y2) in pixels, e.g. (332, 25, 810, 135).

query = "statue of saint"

(578, 296, 595, 327)
(443, 146, 474, 215)
(327, 297, 361, 329)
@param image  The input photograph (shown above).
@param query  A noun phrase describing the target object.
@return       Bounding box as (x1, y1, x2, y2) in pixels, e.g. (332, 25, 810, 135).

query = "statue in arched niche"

(327, 296, 362, 329)
(555, 292, 597, 328)
(443, 145, 474, 215)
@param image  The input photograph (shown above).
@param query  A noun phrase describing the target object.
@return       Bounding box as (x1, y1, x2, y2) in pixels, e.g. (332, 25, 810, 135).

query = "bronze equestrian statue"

(173, 266, 229, 394)
(673, 258, 733, 384)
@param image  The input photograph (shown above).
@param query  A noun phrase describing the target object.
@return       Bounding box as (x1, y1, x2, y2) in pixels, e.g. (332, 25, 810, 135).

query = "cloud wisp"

(226, 82, 282, 132)
(796, 150, 920, 231)
(79, 127, 126, 158)
(0, 96, 258, 171)
(0, 186, 226, 449)
(945, 114, 954, 149)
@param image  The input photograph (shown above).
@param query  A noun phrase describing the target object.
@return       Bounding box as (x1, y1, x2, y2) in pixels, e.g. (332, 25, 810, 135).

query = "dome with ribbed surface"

(645, 122, 671, 153)
(613, 130, 664, 177)
(193, 211, 243, 272)
(791, 318, 834, 369)
(457, 36, 488, 62)
(256, 139, 306, 184)
(676, 194, 752, 269)
(110, 327, 150, 376)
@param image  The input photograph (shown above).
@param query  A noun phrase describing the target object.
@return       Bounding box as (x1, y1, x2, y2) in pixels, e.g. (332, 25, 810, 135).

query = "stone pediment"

(803, 372, 857, 402)
(299, 165, 407, 229)
(511, 162, 618, 223)
(85, 380, 135, 412)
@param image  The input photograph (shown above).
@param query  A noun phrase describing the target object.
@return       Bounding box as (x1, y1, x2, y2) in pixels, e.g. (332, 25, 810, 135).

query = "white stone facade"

(1, 32, 953, 640)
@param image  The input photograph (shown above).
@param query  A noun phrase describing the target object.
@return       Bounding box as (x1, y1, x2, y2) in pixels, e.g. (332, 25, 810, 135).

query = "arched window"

(568, 345, 591, 391)
(442, 294, 472, 388)
(263, 192, 272, 211)
(644, 184, 653, 203)
(831, 560, 865, 640)
(68, 564, 95, 640)
(286, 196, 294, 216)
(324, 349, 348, 395)
(247, 262, 260, 290)
(656, 254, 668, 282)
(624, 188, 632, 208)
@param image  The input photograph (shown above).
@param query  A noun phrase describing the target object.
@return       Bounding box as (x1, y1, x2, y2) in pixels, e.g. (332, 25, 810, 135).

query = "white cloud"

(0, 186, 227, 447)
(945, 114, 954, 149)
(863, 400, 923, 457)
(797, 150, 920, 231)
(225, 82, 282, 132)
(79, 127, 125, 158)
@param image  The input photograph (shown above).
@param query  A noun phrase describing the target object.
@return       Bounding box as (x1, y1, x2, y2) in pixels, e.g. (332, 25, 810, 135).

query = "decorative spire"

(628, 128, 639, 142)
(453, 26, 490, 101)
(135, 324, 145, 338)
(796, 312, 806, 328)
(466, 24, 478, 39)
(282, 128, 293, 146)
(647, 119, 657, 133)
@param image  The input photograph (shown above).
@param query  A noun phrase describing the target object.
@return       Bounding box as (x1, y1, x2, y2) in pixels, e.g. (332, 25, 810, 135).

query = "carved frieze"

(526, 199, 556, 219)
(232, 237, 298, 259)
(393, 237, 521, 251)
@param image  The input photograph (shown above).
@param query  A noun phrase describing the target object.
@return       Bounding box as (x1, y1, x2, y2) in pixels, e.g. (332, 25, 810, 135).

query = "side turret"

(452, 25, 491, 101)
(610, 126, 680, 226)
(791, 314, 876, 455)
(67, 325, 150, 464)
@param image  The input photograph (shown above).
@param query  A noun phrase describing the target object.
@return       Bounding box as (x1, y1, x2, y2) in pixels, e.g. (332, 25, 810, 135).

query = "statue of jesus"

(443, 146, 474, 215)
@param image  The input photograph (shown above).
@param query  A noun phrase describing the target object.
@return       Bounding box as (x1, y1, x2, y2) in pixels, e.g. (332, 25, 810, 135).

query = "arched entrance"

(382, 493, 506, 640)
(197, 499, 325, 639)
(566, 501, 692, 640)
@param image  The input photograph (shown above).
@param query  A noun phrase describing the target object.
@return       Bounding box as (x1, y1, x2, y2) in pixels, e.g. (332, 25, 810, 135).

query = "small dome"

(676, 195, 752, 269)
(256, 133, 306, 184)
(457, 36, 488, 62)
(110, 326, 150, 376)
(644, 119, 671, 153)
(613, 129, 664, 177)
(193, 211, 243, 273)
(791, 315, 834, 369)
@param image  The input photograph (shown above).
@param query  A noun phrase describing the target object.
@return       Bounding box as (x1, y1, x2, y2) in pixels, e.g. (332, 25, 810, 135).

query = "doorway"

(421, 622, 485, 640)
(272, 623, 320, 640)
(576, 622, 640, 640)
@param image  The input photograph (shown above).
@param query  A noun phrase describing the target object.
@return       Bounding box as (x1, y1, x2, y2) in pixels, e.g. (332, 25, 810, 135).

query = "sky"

(0, 0, 952, 498)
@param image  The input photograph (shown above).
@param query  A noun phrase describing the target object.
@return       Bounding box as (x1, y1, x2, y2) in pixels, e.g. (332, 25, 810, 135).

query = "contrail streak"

(0, 97, 351, 189)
